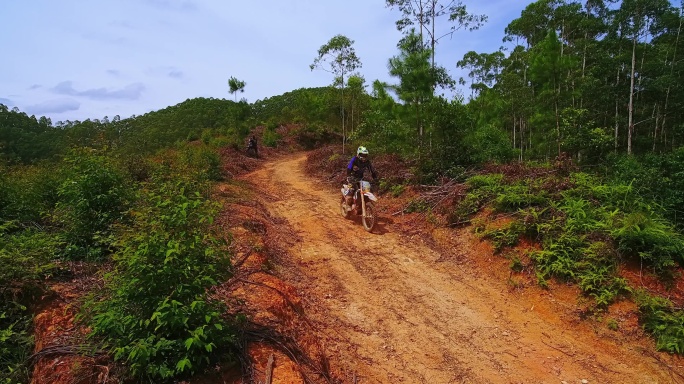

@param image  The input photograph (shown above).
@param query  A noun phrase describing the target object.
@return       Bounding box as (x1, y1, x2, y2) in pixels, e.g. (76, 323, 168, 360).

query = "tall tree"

(227, 76, 246, 102)
(614, 0, 671, 154)
(388, 30, 452, 140)
(529, 29, 575, 157)
(311, 35, 362, 153)
(387, 0, 486, 91)
(345, 74, 368, 134)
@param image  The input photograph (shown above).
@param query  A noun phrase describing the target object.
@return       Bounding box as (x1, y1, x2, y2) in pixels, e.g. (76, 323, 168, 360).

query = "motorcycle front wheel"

(340, 197, 350, 218)
(362, 201, 376, 232)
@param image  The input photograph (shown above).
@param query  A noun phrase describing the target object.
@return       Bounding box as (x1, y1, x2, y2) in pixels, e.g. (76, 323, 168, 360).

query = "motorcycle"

(340, 177, 378, 232)
(245, 144, 258, 158)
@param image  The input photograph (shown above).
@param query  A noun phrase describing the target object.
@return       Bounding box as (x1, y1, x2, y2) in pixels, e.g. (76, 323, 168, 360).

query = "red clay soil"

(30, 263, 112, 384)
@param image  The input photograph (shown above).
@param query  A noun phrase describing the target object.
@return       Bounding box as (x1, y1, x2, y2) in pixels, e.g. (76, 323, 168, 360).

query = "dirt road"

(243, 153, 683, 384)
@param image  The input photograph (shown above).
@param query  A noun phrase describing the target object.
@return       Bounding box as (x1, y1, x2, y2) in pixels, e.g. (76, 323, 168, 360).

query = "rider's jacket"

(346, 156, 378, 180)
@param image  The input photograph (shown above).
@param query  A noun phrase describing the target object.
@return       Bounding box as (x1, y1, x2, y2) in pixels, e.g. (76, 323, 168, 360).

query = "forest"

(2, 0, 684, 382)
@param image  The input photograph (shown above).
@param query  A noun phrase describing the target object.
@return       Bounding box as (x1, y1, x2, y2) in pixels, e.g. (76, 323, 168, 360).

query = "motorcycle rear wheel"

(362, 201, 376, 232)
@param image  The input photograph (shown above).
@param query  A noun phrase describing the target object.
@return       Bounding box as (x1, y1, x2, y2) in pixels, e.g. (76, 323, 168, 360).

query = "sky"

(1, 0, 531, 124)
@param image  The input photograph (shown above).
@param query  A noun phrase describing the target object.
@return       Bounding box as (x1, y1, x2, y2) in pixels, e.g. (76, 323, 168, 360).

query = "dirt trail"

(243, 153, 683, 384)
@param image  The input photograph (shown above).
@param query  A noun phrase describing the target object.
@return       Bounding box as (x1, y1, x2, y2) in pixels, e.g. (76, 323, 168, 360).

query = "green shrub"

(494, 184, 548, 212)
(447, 174, 504, 225)
(84, 178, 235, 381)
(463, 124, 516, 164)
(531, 233, 587, 282)
(389, 184, 405, 197)
(0, 305, 32, 383)
(54, 149, 133, 260)
(575, 242, 630, 308)
(635, 291, 684, 354)
(611, 212, 684, 273)
(0, 222, 61, 383)
(481, 221, 525, 253)
(262, 129, 280, 148)
(466, 174, 504, 189)
(179, 145, 222, 181)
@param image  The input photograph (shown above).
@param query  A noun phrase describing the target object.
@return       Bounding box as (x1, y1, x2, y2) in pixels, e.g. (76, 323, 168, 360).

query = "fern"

(636, 291, 684, 354)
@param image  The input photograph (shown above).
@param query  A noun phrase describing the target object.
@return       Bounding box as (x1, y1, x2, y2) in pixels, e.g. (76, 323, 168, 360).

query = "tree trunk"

(513, 112, 517, 153)
(653, 103, 659, 152)
(627, 33, 637, 155)
(341, 71, 346, 154)
(661, 10, 682, 151)
(431, 0, 436, 71)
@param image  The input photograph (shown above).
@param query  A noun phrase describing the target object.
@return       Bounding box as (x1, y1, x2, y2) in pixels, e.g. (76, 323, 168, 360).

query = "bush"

(262, 128, 280, 148)
(84, 178, 235, 381)
(0, 222, 61, 382)
(179, 145, 223, 181)
(54, 149, 133, 260)
(463, 124, 516, 164)
(611, 212, 684, 273)
(636, 291, 684, 354)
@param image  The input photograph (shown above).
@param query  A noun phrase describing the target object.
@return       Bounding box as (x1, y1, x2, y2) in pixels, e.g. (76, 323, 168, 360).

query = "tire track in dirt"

(244, 153, 682, 384)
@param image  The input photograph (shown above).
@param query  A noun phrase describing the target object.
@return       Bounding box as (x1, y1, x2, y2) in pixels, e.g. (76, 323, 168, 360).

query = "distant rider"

(247, 135, 258, 157)
(345, 146, 379, 211)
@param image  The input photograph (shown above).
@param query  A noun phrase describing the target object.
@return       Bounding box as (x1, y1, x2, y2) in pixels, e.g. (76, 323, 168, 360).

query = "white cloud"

(25, 99, 80, 115)
(52, 81, 145, 101)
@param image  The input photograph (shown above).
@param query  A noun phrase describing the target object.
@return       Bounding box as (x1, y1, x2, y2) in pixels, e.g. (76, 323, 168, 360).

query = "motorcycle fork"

(359, 182, 366, 217)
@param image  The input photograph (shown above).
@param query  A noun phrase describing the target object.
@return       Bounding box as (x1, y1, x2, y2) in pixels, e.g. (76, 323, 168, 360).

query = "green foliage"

(118, 97, 252, 156)
(54, 149, 133, 260)
(0, 221, 61, 383)
(227, 76, 246, 102)
(262, 127, 280, 148)
(494, 184, 548, 212)
(455, 168, 680, 310)
(463, 124, 516, 164)
(605, 150, 684, 229)
(355, 115, 414, 156)
(481, 221, 525, 253)
(606, 318, 619, 331)
(252, 87, 339, 128)
(406, 198, 431, 213)
(530, 233, 585, 282)
(574, 242, 631, 308)
(0, 104, 63, 164)
(510, 256, 524, 273)
(389, 184, 405, 197)
(611, 212, 684, 273)
(179, 144, 223, 181)
(466, 174, 504, 189)
(635, 291, 684, 354)
(0, 163, 65, 225)
(447, 174, 503, 225)
(84, 177, 234, 381)
(0, 223, 60, 296)
(0, 305, 32, 383)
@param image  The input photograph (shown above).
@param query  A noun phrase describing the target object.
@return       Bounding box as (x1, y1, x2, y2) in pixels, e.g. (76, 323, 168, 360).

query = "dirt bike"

(245, 144, 258, 158)
(340, 177, 378, 232)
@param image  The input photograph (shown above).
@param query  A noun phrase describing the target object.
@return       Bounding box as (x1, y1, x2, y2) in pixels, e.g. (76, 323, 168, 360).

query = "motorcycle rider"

(345, 146, 379, 212)
(247, 135, 258, 157)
